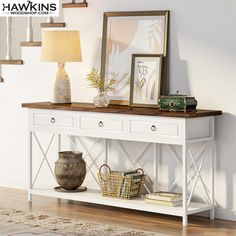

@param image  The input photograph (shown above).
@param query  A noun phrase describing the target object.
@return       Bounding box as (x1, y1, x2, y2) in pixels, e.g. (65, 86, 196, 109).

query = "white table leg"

(182, 143, 188, 226)
(210, 140, 215, 220)
(28, 131, 33, 202)
(58, 134, 61, 152)
(153, 143, 160, 192)
(104, 139, 109, 174)
(57, 134, 61, 204)
(105, 139, 109, 165)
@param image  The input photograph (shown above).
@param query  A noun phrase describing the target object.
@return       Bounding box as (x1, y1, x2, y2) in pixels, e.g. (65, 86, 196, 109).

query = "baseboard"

(215, 208, 236, 221)
(0, 178, 27, 190)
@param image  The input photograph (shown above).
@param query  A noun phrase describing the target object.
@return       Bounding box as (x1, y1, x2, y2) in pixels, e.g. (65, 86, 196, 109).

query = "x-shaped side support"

(67, 135, 103, 186)
(32, 133, 56, 188)
(115, 140, 152, 193)
(187, 144, 211, 205)
(167, 143, 207, 191)
(167, 143, 211, 205)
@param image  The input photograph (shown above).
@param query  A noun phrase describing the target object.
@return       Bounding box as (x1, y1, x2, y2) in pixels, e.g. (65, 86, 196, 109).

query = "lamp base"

(52, 63, 71, 104)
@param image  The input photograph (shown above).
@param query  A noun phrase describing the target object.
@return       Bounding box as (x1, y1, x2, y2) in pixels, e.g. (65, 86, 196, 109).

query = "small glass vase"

(93, 91, 110, 107)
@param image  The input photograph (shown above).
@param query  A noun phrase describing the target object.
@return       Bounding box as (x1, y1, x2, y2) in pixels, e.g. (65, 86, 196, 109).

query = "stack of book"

(145, 191, 182, 207)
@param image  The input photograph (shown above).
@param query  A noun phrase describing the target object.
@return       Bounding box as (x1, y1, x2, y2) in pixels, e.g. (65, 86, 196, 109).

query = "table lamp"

(41, 30, 82, 104)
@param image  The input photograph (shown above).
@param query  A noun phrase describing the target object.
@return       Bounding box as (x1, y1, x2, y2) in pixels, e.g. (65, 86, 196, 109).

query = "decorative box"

(159, 93, 197, 112)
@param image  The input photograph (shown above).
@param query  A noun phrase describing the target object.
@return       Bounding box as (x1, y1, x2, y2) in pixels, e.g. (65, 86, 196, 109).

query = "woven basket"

(98, 164, 145, 200)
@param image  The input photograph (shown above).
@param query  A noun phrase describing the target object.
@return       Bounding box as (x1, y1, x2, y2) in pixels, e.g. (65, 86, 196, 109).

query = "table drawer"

(80, 117, 124, 132)
(33, 113, 75, 129)
(130, 120, 180, 137)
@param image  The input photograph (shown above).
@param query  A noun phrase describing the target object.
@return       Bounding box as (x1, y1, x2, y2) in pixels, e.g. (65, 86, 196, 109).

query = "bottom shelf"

(30, 188, 213, 217)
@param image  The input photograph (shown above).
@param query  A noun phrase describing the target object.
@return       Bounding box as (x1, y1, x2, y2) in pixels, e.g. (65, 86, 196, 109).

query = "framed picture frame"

(129, 54, 163, 108)
(101, 11, 169, 105)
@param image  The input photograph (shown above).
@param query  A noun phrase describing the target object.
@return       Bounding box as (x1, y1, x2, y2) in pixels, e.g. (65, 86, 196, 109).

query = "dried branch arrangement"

(86, 68, 115, 93)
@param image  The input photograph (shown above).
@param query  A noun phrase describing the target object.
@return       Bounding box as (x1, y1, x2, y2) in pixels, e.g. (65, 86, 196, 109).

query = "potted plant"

(86, 68, 115, 107)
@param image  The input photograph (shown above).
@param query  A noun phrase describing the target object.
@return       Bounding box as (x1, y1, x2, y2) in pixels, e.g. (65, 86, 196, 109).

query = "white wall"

(0, 0, 236, 221)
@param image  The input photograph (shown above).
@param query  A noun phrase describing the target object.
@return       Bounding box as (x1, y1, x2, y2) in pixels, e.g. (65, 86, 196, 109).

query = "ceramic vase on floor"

(55, 151, 86, 190)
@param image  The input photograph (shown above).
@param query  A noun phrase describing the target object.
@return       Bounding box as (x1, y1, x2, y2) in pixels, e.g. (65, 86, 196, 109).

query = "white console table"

(22, 102, 222, 226)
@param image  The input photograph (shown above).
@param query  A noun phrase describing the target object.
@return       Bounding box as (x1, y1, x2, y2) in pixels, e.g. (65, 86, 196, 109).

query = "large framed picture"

(101, 11, 169, 105)
(130, 54, 163, 107)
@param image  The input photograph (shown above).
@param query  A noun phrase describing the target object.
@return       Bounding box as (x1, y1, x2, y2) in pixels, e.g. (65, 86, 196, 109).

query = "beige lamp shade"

(41, 30, 82, 62)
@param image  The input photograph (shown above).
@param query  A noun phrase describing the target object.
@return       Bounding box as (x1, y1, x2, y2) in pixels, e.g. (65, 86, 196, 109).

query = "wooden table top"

(22, 102, 222, 118)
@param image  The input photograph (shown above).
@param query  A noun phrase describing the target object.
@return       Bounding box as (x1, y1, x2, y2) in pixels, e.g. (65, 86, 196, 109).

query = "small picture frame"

(129, 54, 163, 107)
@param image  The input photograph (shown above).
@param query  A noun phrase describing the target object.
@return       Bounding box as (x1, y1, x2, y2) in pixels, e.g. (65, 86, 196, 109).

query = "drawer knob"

(51, 118, 56, 124)
(98, 121, 104, 127)
(151, 125, 156, 131)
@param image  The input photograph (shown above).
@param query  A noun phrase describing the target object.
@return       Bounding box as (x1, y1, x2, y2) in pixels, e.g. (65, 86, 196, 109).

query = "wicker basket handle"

(99, 164, 111, 174)
(135, 168, 144, 175)
(99, 164, 111, 182)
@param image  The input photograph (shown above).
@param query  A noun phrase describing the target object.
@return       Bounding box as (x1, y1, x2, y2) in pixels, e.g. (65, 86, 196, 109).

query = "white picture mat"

(132, 56, 161, 105)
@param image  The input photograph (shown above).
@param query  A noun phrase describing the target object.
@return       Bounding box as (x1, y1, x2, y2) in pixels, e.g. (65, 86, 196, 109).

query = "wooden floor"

(0, 187, 235, 236)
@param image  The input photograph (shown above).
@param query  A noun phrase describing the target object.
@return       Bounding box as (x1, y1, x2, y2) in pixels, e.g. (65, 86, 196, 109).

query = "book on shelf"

(146, 191, 182, 203)
(120, 171, 143, 198)
(145, 198, 182, 207)
(122, 170, 136, 176)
